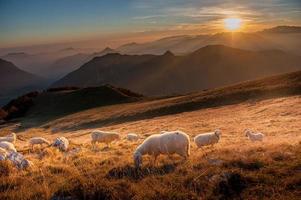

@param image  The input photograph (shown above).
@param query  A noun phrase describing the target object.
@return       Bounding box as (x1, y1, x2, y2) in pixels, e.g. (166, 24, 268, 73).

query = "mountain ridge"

(52, 45, 301, 96)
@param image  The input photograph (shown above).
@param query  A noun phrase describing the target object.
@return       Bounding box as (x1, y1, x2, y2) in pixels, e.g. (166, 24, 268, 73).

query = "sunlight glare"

(224, 18, 242, 31)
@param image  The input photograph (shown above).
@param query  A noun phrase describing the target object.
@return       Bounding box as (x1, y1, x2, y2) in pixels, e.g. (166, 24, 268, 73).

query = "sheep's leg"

(91, 141, 96, 151)
(200, 147, 208, 159)
(153, 155, 158, 166)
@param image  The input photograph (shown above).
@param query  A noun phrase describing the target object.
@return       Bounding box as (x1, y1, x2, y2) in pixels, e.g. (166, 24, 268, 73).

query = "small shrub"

(107, 164, 176, 180)
(212, 172, 249, 199)
(224, 159, 264, 171)
(0, 161, 14, 177)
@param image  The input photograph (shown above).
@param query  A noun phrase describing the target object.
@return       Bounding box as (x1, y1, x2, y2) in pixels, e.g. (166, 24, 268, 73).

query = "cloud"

(131, 0, 301, 27)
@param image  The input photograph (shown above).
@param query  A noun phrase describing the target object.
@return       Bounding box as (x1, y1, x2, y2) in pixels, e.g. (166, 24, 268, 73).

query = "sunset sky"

(1, 0, 301, 48)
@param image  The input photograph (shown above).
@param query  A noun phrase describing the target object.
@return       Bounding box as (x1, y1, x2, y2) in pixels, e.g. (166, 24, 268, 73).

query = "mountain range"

(0, 58, 46, 106)
(1, 26, 301, 104)
(52, 45, 301, 96)
(2, 26, 301, 82)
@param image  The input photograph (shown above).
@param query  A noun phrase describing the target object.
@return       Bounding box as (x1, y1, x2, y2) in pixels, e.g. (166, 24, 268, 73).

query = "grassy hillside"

(0, 58, 45, 106)
(0, 94, 300, 200)
(0, 70, 300, 200)
(38, 70, 301, 132)
(2, 85, 142, 126)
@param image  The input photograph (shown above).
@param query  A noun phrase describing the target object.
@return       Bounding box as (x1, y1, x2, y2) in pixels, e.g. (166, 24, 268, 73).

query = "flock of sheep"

(0, 129, 264, 169)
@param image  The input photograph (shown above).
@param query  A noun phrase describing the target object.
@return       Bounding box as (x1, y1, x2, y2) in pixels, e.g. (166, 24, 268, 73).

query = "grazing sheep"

(0, 141, 17, 152)
(245, 129, 264, 141)
(127, 133, 139, 141)
(53, 137, 69, 151)
(29, 137, 51, 150)
(91, 130, 120, 149)
(0, 132, 16, 144)
(194, 130, 221, 149)
(133, 130, 190, 168)
(7, 152, 32, 169)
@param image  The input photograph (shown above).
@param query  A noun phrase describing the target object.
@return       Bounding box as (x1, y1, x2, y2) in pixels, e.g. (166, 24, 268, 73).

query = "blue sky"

(0, 0, 301, 48)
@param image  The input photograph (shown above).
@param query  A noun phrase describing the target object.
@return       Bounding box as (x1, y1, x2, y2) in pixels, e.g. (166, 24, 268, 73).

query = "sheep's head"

(245, 129, 251, 137)
(20, 159, 32, 169)
(133, 151, 142, 168)
(215, 129, 221, 139)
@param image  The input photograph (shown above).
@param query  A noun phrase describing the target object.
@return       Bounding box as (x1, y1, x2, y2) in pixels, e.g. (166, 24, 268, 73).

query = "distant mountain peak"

(5, 52, 29, 57)
(91, 52, 122, 61)
(92, 47, 118, 57)
(261, 26, 301, 33)
(103, 47, 114, 51)
(120, 42, 139, 48)
(59, 47, 75, 51)
(162, 50, 174, 57)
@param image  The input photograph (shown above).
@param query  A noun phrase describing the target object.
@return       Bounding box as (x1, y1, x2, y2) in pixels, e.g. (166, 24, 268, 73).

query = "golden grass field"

(0, 95, 300, 200)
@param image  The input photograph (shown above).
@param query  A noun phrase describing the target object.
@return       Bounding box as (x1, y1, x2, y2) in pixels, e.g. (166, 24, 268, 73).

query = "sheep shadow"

(106, 163, 178, 180)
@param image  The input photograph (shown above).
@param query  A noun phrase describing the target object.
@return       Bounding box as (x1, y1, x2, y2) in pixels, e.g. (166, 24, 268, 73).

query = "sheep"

(91, 130, 120, 149)
(7, 151, 32, 169)
(29, 137, 51, 151)
(0, 132, 16, 144)
(245, 129, 264, 141)
(53, 137, 69, 151)
(194, 130, 221, 149)
(127, 133, 139, 141)
(133, 130, 190, 168)
(0, 141, 17, 152)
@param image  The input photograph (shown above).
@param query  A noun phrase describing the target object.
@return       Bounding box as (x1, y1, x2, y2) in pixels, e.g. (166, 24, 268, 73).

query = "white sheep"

(53, 137, 69, 151)
(0, 132, 16, 144)
(245, 129, 264, 141)
(0, 141, 17, 152)
(127, 133, 139, 141)
(7, 151, 32, 169)
(29, 137, 51, 150)
(133, 130, 190, 168)
(194, 130, 221, 149)
(91, 130, 120, 149)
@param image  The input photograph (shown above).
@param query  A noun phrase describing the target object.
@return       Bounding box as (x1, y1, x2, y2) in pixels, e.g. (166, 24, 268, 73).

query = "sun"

(224, 18, 242, 31)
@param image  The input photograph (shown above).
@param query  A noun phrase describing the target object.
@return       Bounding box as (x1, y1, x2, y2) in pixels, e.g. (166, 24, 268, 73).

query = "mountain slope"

(45, 47, 119, 80)
(45, 53, 90, 80)
(53, 45, 301, 96)
(2, 71, 300, 200)
(3, 85, 142, 123)
(31, 69, 301, 131)
(0, 58, 45, 106)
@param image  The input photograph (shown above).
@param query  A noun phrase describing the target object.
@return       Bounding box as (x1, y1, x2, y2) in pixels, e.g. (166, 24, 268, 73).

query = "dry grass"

(0, 95, 300, 199)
